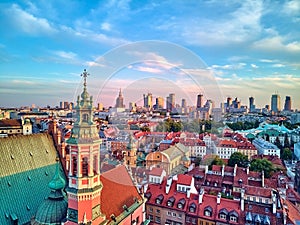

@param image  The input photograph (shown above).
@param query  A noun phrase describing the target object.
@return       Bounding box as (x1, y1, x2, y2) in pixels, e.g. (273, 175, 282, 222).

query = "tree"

(209, 156, 225, 169)
(194, 156, 202, 166)
(250, 158, 275, 178)
(282, 148, 293, 160)
(228, 152, 249, 168)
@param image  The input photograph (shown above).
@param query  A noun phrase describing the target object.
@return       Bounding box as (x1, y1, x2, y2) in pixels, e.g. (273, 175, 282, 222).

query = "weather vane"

(81, 69, 89, 86)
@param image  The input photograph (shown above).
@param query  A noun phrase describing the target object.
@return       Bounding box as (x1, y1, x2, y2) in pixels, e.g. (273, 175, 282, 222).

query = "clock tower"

(66, 70, 106, 225)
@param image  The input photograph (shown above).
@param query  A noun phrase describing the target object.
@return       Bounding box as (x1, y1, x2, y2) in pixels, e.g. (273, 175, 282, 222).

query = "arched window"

(82, 113, 88, 123)
(82, 157, 89, 176)
(72, 156, 77, 176)
(93, 155, 98, 175)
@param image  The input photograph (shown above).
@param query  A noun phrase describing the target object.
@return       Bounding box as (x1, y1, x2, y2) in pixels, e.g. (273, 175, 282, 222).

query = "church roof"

(0, 133, 66, 225)
(32, 161, 67, 225)
(100, 165, 143, 222)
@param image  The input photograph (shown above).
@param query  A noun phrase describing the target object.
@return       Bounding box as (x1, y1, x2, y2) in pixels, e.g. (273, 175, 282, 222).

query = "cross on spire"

(81, 69, 89, 87)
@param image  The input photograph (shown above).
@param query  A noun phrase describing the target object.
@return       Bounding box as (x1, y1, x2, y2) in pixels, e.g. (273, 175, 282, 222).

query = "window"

(72, 156, 77, 176)
(149, 207, 153, 212)
(156, 209, 160, 214)
(189, 207, 195, 213)
(178, 203, 183, 209)
(155, 216, 161, 224)
(204, 210, 211, 217)
(167, 211, 171, 216)
(82, 157, 89, 176)
(230, 215, 237, 222)
(172, 212, 176, 217)
(178, 213, 182, 219)
(192, 218, 196, 224)
(148, 214, 153, 221)
(220, 213, 227, 220)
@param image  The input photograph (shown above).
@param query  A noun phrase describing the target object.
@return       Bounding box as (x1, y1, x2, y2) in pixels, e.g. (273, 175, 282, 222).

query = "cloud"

(51, 51, 77, 60)
(4, 4, 57, 36)
(272, 64, 285, 68)
(178, 0, 263, 46)
(251, 64, 259, 69)
(101, 22, 111, 31)
(252, 36, 300, 52)
(283, 0, 300, 15)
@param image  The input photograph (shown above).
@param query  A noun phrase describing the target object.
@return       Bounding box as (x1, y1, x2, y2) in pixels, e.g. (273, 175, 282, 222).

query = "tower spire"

(81, 69, 89, 88)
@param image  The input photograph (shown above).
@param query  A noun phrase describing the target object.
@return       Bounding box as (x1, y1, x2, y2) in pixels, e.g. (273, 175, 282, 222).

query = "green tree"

(282, 148, 293, 160)
(228, 152, 249, 168)
(250, 158, 275, 178)
(209, 156, 225, 169)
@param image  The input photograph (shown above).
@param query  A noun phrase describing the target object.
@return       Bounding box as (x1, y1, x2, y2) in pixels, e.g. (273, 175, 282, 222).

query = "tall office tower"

(143, 93, 153, 109)
(155, 96, 164, 109)
(182, 98, 187, 108)
(166, 93, 175, 111)
(271, 93, 281, 113)
(66, 70, 106, 224)
(60, 101, 69, 109)
(226, 97, 232, 107)
(249, 97, 255, 112)
(284, 96, 292, 111)
(196, 94, 203, 108)
(115, 88, 125, 108)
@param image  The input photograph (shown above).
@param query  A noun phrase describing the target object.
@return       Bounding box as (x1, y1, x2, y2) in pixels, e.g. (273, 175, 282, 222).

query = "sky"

(0, 0, 300, 109)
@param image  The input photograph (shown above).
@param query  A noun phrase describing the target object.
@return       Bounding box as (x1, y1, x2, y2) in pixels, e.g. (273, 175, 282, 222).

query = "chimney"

(187, 189, 191, 198)
(233, 164, 237, 176)
(272, 192, 277, 214)
(262, 170, 265, 188)
(199, 188, 204, 204)
(217, 192, 221, 204)
(221, 164, 225, 177)
(205, 165, 208, 174)
(165, 177, 173, 194)
(240, 189, 245, 211)
(246, 165, 249, 175)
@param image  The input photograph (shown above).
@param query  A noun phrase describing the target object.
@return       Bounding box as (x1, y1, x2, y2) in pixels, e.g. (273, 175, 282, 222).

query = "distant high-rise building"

(154, 97, 164, 109)
(182, 99, 187, 108)
(227, 97, 232, 107)
(115, 88, 125, 108)
(166, 93, 175, 111)
(60, 101, 69, 109)
(271, 94, 281, 113)
(284, 96, 292, 111)
(249, 97, 255, 112)
(143, 93, 153, 109)
(196, 94, 203, 108)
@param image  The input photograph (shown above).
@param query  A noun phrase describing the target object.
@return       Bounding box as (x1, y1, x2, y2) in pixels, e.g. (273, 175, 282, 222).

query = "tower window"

(73, 157, 77, 176)
(82, 157, 89, 176)
(82, 114, 88, 123)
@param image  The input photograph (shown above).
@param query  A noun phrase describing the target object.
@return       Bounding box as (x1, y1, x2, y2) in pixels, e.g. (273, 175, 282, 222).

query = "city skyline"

(0, 1, 300, 108)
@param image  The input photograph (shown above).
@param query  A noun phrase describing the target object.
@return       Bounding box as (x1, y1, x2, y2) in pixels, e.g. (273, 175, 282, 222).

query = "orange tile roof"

(100, 165, 143, 220)
(149, 167, 164, 176)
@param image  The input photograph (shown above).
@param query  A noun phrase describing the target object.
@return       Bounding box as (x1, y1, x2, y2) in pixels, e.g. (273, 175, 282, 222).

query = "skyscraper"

(271, 93, 281, 113)
(166, 93, 175, 111)
(143, 93, 153, 109)
(182, 98, 187, 108)
(249, 96, 255, 112)
(196, 94, 203, 108)
(284, 96, 292, 111)
(115, 88, 125, 108)
(155, 96, 164, 109)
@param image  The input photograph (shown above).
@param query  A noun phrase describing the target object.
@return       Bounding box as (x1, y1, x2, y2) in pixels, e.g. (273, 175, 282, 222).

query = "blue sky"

(0, 0, 300, 109)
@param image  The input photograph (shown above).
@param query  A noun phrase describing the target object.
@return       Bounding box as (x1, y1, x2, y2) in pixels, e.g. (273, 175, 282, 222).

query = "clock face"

(92, 204, 100, 220)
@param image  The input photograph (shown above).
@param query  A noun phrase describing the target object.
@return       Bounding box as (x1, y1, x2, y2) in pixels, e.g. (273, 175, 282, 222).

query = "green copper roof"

(48, 160, 66, 191)
(0, 133, 67, 225)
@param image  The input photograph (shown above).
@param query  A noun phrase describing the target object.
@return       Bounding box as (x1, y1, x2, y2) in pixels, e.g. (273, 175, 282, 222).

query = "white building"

(252, 138, 280, 158)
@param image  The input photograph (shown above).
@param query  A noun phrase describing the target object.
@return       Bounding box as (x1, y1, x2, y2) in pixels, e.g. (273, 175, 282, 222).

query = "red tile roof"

(100, 165, 142, 219)
(149, 167, 164, 176)
(0, 119, 22, 127)
(177, 174, 193, 186)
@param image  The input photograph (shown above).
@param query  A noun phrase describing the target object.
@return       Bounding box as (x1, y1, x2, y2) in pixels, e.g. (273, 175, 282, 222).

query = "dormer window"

(177, 198, 186, 209)
(189, 203, 196, 213)
(204, 206, 212, 217)
(167, 197, 175, 207)
(229, 210, 238, 222)
(156, 194, 164, 204)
